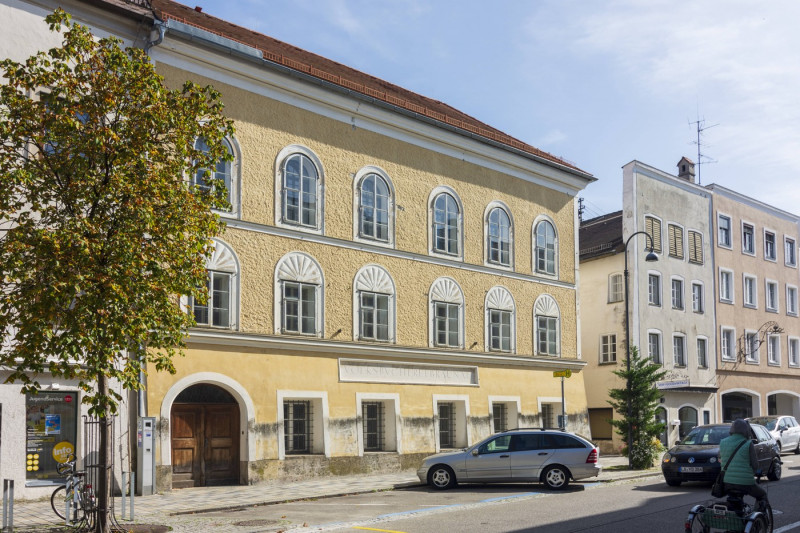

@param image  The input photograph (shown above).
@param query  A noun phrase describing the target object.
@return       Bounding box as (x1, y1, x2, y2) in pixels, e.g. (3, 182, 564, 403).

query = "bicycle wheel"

(747, 514, 769, 533)
(50, 484, 85, 523)
(685, 506, 709, 533)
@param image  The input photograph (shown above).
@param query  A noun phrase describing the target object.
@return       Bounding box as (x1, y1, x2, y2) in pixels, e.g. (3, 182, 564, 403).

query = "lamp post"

(623, 231, 658, 468)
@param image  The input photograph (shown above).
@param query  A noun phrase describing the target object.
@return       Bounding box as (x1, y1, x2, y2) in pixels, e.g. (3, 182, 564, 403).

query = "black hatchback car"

(661, 423, 781, 486)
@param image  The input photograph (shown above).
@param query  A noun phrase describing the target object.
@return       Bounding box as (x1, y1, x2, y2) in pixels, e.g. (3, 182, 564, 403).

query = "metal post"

(121, 472, 127, 521)
(3, 479, 14, 532)
(560, 376, 566, 429)
(130, 472, 135, 520)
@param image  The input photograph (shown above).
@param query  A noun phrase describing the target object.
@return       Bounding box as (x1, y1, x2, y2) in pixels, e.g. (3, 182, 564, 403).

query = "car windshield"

(749, 417, 777, 431)
(679, 426, 728, 445)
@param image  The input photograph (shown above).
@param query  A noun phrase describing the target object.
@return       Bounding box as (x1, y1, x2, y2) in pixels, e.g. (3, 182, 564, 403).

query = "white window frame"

(721, 327, 736, 362)
(534, 294, 561, 357)
(766, 279, 779, 313)
(193, 135, 242, 219)
(764, 229, 777, 261)
(433, 395, 471, 451)
(743, 274, 758, 308)
(717, 213, 732, 248)
(648, 272, 662, 306)
(533, 215, 559, 278)
(352, 166, 395, 248)
(672, 334, 687, 367)
(787, 285, 798, 316)
(767, 334, 781, 366)
(277, 390, 330, 460)
(719, 268, 734, 303)
(485, 286, 516, 353)
(275, 145, 325, 234)
(648, 330, 662, 364)
(608, 273, 623, 303)
(189, 238, 240, 330)
(353, 265, 396, 343)
(671, 277, 684, 310)
(692, 281, 704, 313)
(697, 336, 708, 368)
(741, 221, 755, 255)
(484, 201, 514, 270)
(429, 277, 464, 348)
(488, 397, 521, 434)
(788, 337, 800, 368)
(600, 334, 617, 363)
(428, 186, 464, 261)
(274, 252, 324, 337)
(356, 393, 401, 455)
(786, 236, 798, 267)
(745, 330, 760, 364)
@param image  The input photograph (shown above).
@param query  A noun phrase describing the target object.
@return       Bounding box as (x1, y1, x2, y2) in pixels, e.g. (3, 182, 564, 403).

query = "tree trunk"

(95, 376, 112, 533)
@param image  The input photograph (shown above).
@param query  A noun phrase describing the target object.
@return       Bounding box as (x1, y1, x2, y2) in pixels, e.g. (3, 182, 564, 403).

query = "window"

(645, 216, 662, 253)
(493, 403, 508, 433)
(275, 252, 323, 336)
(362, 401, 385, 452)
(487, 206, 511, 266)
(358, 173, 391, 242)
(688, 230, 703, 264)
(767, 334, 780, 365)
(648, 332, 662, 364)
(671, 278, 684, 310)
(194, 136, 235, 214)
(668, 224, 684, 259)
(534, 295, 560, 356)
(355, 265, 395, 343)
(766, 280, 779, 312)
(608, 273, 623, 303)
(765, 231, 776, 261)
(430, 278, 463, 348)
(534, 219, 557, 275)
(673, 335, 686, 367)
(789, 338, 799, 367)
(721, 328, 736, 361)
(600, 334, 617, 363)
(284, 400, 313, 454)
(190, 239, 238, 329)
(786, 237, 797, 266)
(357, 395, 398, 453)
(280, 151, 321, 229)
(432, 192, 461, 256)
(742, 223, 755, 254)
(788, 286, 798, 316)
(743, 275, 757, 308)
(438, 402, 455, 448)
(486, 287, 515, 353)
(692, 282, 704, 313)
(697, 337, 708, 368)
(718, 215, 731, 247)
(648, 273, 661, 306)
(746, 331, 759, 363)
(719, 269, 733, 303)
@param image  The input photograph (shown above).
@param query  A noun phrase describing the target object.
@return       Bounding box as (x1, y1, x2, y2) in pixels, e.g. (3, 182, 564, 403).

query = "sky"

(184, 0, 800, 221)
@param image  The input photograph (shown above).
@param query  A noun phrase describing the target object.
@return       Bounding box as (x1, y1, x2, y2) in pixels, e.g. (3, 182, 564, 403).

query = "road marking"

(775, 521, 800, 533)
(353, 527, 407, 533)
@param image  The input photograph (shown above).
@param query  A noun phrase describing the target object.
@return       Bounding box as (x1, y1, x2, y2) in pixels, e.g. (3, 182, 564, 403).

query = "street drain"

(234, 519, 282, 527)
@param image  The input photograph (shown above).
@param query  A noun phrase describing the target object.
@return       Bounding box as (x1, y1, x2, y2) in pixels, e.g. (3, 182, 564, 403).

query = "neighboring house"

(706, 184, 800, 426)
(1, 0, 596, 493)
(580, 159, 717, 453)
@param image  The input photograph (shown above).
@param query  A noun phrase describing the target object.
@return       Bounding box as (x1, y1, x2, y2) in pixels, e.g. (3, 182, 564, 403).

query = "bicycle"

(50, 454, 96, 526)
(685, 487, 773, 533)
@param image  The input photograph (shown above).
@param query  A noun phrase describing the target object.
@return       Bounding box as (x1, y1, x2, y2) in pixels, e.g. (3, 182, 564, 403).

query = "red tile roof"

(137, 0, 589, 176)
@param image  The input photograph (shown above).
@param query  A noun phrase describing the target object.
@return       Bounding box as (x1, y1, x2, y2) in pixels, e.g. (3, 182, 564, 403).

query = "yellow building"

(31, 0, 595, 490)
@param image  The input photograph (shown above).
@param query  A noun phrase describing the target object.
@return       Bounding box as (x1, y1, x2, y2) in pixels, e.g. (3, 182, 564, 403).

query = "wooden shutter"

(688, 230, 703, 264)
(645, 216, 662, 253)
(668, 225, 684, 259)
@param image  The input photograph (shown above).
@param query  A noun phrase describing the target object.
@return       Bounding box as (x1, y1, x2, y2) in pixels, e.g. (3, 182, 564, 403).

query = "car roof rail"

(503, 427, 567, 433)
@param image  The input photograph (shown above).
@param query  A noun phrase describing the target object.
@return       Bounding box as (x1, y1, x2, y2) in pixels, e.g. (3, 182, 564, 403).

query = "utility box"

(136, 417, 156, 496)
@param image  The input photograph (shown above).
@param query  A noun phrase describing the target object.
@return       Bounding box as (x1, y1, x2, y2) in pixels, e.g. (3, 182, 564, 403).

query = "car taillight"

(586, 448, 598, 463)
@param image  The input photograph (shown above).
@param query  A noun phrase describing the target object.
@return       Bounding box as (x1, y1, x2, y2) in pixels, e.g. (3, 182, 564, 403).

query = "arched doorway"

(171, 384, 240, 488)
(678, 406, 697, 440)
(721, 392, 755, 421)
(655, 407, 668, 447)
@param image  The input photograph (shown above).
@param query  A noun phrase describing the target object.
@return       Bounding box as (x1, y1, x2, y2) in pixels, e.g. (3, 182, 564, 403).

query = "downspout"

(144, 20, 166, 56)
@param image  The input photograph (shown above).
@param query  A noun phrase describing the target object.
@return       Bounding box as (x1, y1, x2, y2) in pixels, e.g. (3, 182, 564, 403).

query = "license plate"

(680, 466, 703, 473)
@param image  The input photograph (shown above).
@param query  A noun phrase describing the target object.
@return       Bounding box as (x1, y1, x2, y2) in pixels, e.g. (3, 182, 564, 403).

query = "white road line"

(775, 521, 800, 533)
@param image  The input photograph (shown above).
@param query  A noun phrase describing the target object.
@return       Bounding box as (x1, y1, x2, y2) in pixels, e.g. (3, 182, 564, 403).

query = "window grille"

(284, 400, 312, 454)
(492, 403, 508, 433)
(438, 403, 455, 448)
(362, 401, 385, 451)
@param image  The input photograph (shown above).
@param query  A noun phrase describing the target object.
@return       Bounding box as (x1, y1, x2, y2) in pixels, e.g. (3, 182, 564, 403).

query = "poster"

(25, 392, 78, 481)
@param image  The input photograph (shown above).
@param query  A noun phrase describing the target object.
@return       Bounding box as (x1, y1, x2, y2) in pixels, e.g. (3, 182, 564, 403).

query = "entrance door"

(171, 393, 239, 488)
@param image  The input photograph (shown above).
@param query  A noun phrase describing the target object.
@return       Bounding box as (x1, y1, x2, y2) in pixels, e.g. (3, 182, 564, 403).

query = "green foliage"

(608, 346, 668, 469)
(0, 9, 234, 416)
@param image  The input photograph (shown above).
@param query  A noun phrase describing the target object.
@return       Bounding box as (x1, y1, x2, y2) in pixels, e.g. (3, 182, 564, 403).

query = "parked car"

(747, 415, 800, 455)
(661, 423, 781, 487)
(417, 428, 601, 490)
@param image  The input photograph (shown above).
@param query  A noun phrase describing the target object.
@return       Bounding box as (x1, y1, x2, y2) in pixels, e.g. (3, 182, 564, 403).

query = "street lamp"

(623, 231, 658, 468)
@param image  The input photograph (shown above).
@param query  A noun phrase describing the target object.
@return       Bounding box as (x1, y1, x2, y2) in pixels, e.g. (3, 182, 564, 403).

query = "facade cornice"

(185, 329, 587, 371)
(706, 183, 800, 223)
(627, 160, 712, 200)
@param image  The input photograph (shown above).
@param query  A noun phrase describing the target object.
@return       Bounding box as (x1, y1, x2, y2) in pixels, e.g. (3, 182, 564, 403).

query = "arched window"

(534, 294, 560, 356)
(357, 170, 393, 243)
(430, 189, 462, 258)
(274, 252, 324, 336)
(194, 136, 238, 215)
(429, 277, 464, 348)
(608, 273, 623, 303)
(191, 239, 239, 329)
(678, 406, 698, 440)
(275, 146, 324, 232)
(534, 219, 557, 275)
(354, 265, 395, 343)
(485, 286, 515, 352)
(487, 206, 512, 267)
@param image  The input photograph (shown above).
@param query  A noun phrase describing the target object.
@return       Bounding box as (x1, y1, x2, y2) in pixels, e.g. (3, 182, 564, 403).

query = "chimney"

(194, 6, 203, 12)
(677, 156, 695, 183)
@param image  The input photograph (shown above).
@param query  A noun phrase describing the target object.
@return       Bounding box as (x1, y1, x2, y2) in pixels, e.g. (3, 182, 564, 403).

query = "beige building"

(707, 184, 800, 437)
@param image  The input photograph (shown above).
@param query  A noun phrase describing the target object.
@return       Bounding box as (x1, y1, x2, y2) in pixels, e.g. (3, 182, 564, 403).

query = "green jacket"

(719, 433, 755, 486)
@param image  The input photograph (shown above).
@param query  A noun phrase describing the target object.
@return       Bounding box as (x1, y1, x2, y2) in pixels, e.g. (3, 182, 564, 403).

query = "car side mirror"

(752, 438, 758, 444)
(472, 449, 479, 456)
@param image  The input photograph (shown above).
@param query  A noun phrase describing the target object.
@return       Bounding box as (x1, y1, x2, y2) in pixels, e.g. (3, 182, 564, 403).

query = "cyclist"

(718, 418, 768, 511)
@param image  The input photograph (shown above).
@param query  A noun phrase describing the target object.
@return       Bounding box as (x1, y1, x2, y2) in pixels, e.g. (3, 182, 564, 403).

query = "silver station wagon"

(417, 428, 602, 490)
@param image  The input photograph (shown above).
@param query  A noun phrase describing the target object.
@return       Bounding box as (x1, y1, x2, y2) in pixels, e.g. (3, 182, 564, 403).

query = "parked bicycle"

(685, 487, 773, 533)
(50, 454, 96, 526)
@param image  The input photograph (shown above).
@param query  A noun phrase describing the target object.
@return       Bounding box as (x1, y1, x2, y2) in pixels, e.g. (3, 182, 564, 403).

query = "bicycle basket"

(701, 505, 746, 531)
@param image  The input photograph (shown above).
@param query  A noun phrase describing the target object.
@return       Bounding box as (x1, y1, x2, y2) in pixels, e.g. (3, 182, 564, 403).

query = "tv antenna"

(688, 116, 718, 185)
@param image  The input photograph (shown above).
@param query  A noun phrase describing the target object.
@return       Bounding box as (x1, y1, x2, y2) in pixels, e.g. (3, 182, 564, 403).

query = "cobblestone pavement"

(5, 456, 660, 532)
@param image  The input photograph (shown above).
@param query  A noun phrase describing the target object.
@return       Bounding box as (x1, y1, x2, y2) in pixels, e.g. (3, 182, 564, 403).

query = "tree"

(608, 346, 668, 469)
(0, 10, 233, 532)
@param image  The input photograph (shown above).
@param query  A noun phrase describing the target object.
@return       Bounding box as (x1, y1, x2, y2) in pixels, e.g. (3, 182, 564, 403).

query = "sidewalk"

(5, 456, 661, 532)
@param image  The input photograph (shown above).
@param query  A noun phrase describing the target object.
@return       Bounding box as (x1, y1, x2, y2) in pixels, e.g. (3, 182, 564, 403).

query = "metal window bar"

(284, 401, 313, 454)
(362, 402, 385, 452)
(83, 415, 123, 530)
(438, 403, 455, 448)
(493, 403, 507, 433)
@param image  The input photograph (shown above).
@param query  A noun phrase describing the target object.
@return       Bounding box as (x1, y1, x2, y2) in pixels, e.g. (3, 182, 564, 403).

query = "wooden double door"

(171, 404, 239, 488)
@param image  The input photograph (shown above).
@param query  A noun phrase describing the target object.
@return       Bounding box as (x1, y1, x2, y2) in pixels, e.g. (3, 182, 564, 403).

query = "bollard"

(130, 473, 135, 520)
(3, 478, 14, 532)
(121, 472, 126, 520)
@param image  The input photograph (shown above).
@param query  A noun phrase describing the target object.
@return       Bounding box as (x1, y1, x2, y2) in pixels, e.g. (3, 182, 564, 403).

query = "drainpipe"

(144, 20, 166, 55)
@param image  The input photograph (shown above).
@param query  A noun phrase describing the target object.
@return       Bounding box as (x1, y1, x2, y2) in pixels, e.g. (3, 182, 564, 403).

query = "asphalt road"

(190, 454, 800, 532)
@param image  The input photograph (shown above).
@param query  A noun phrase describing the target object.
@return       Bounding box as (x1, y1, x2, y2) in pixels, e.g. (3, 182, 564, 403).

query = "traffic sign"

(553, 369, 572, 378)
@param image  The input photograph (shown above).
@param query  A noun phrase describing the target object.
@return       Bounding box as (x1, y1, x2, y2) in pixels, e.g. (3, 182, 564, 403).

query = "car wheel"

(794, 440, 800, 455)
(665, 477, 682, 487)
(427, 465, 457, 490)
(767, 458, 782, 481)
(542, 465, 570, 490)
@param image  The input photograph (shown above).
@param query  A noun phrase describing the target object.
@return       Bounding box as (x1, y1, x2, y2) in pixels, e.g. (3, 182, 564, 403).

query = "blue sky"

(186, 0, 800, 220)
